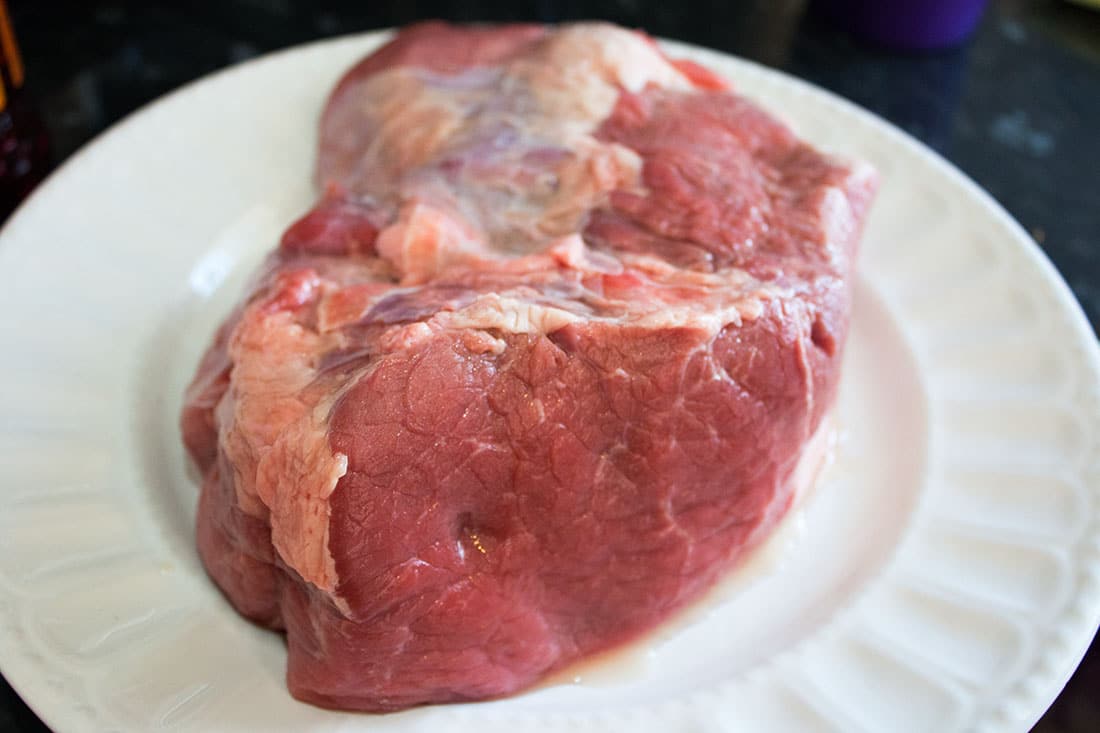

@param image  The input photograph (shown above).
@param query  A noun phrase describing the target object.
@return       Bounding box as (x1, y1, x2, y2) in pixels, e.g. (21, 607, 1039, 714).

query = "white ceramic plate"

(1, 31, 1098, 733)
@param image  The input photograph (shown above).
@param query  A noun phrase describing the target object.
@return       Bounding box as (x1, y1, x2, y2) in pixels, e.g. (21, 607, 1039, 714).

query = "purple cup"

(812, 0, 990, 50)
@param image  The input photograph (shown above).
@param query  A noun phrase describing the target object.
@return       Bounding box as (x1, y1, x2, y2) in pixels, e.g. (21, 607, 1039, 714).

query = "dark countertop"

(1, 1, 1098, 731)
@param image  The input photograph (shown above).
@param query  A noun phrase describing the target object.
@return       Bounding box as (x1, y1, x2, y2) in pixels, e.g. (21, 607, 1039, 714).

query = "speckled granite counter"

(1, 1, 1097, 730)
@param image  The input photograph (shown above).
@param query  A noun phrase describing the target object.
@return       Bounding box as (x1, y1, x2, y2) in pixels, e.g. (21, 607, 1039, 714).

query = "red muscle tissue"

(181, 22, 877, 711)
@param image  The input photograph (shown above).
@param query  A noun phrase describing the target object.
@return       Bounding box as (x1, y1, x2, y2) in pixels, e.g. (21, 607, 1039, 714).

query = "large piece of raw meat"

(181, 22, 877, 711)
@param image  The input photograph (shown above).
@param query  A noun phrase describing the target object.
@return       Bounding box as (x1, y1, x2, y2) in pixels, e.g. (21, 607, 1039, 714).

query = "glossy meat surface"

(181, 21, 876, 711)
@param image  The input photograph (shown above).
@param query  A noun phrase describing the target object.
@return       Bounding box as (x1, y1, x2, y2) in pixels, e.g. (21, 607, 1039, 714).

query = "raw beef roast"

(181, 22, 877, 711)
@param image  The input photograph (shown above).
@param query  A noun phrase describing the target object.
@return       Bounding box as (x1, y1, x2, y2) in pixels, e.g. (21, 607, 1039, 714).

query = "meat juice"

(541, 418, 838, 689)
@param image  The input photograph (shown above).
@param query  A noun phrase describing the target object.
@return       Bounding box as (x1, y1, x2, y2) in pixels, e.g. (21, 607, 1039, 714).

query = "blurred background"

(0, 1, 1097, 731)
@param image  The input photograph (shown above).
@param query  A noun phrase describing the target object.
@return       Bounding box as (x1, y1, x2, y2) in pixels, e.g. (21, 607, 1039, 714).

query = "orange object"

(0, 0, 50, 220)
(0, 0, 24, 91)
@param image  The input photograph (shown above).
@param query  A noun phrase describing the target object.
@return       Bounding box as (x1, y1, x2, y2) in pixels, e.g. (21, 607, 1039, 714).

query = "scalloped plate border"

(0, 30, 1097, 733)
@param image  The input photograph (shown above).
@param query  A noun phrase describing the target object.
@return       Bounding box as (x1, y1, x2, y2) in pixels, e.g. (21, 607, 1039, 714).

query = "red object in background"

(0, 0, 50, 222)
